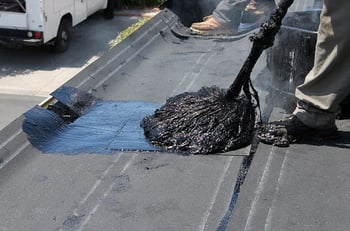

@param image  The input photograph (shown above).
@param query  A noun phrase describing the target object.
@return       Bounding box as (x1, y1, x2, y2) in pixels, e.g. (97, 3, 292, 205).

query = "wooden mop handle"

(226, 0, 294, 99)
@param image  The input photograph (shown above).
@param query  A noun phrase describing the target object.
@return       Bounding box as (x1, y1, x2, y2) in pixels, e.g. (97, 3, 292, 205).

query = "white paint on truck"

(0, 0, 112, 52)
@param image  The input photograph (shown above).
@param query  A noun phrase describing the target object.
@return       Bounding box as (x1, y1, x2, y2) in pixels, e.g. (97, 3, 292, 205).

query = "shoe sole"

(190, 27, 237, 36)
(258, 124, 339, 147)
(171, 22, 258, 41)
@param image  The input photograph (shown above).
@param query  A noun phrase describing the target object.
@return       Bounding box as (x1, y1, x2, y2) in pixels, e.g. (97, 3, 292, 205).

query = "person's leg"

(259, 0, 350, 146)
(190, 0, 275, 35)
(294, 0, 350, 129)
(214, 0, 275, 26)
(212, 0, 250, 28)
(190, 0, 250, 35)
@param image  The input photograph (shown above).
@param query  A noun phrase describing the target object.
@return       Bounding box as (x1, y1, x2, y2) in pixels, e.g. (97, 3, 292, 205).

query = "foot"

(241, 1, 276, 24)
(258, 115, 338, 147)
(190, 15, 237, 36)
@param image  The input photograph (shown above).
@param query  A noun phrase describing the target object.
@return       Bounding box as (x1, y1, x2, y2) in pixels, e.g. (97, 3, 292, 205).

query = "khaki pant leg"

(213, 0, 250, 27)
(293, 0, 350, 129)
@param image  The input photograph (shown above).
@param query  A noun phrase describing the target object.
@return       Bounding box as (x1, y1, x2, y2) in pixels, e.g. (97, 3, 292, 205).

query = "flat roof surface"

(1, 8, 349, 231)
(0, 10, 258, 230)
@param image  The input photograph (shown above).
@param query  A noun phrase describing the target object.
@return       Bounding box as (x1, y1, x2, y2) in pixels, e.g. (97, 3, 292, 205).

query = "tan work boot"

(190, 15, 237, 35)
(258, 115, 338, 147)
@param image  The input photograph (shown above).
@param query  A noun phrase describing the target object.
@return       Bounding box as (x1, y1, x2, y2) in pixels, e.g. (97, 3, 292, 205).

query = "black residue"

(135, 156, 170, 170)
(216, 154, 254, 231)
(51, 86, 97, 116)
(145, 163, 170, 170)
(141, 86, 255, 154)
(47, 101, 79, 123)
(62, 214, 85, 230)
(159, 30, 167, 37)
(141, 0, 294, 154)
(113, 175, 131, 193)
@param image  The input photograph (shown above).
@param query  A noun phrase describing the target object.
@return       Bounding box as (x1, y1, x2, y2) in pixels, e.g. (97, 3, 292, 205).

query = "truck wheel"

(103, 0, 114, 19)
(53, 18, 72, 53)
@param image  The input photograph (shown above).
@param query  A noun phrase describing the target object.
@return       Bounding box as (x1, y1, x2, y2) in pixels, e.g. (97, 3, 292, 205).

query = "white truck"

(0, 0, 114, 52)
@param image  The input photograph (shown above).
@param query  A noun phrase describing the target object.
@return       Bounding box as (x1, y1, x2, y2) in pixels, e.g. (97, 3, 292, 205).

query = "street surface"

(0, 11, 140, 130)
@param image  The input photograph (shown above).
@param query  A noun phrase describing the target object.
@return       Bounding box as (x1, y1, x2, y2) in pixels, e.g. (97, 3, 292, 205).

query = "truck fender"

(103, 0, 115, 19)
(53, 16, 73, 53)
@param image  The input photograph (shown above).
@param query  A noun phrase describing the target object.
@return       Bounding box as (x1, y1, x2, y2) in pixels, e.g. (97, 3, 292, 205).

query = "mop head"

(141, 0, 294, 154)
(141, 86, 256, 154)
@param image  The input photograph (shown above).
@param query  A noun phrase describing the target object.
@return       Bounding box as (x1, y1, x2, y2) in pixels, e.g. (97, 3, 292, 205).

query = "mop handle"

(226, 0, 294, 99)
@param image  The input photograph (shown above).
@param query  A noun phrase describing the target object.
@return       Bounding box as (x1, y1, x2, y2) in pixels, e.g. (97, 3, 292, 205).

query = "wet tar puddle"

(23, 100, 162, 155)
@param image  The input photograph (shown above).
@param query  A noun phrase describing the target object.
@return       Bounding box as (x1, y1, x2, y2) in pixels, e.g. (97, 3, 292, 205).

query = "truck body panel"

(0, 0, 108, 47)
(0, 11, 28, 29)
